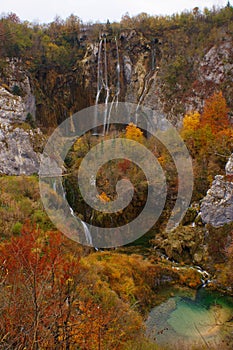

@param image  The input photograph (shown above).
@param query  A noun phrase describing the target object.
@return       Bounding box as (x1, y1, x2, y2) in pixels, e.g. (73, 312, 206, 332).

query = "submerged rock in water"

(146, 288, 233, 349)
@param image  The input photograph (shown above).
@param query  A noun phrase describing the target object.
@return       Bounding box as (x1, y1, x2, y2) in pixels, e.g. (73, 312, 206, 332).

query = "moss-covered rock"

(154, 225, 205, 264)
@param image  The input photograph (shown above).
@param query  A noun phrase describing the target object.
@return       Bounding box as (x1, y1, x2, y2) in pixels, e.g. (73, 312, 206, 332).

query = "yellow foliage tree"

(98, 191, 111, 202)
(182, 111, 201, 132)
(181, 111, 202, 155)
(125, 123, 144, 143)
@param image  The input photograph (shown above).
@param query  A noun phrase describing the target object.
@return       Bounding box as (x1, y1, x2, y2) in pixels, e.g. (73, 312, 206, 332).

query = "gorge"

(0, 5, 233, 350)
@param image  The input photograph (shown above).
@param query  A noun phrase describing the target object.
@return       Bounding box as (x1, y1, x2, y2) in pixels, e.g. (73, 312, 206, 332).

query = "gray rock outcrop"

(200, 159, 233, 227)
(0, 86, 25, 124)
(0, 59, 43, 175)
(225, 154, 233, 176)
(0, 124, 42, 175)
(1, 58, 36, 122)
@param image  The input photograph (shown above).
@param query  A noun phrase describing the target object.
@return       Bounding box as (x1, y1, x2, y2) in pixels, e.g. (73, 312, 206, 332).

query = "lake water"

(146, 288, 233, 349)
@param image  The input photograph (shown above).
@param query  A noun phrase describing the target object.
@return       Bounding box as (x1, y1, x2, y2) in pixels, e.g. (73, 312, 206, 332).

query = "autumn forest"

(0, 4, 233, 350)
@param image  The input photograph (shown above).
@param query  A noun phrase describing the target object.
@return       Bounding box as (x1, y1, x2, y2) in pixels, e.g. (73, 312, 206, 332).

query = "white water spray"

(106, 37, 121, 134)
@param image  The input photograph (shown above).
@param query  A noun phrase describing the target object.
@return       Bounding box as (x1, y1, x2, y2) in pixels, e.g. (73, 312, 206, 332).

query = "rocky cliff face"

(0, 60, 43, 175)
(0, 124, 42, 175)
(153, 155, 233, 266)
(30, 27, 233, 127)
(226, 154, 233, 176)
(79, 30, 162, 107)
(200, 155, 233, 227)
(1, 58, 36, 121)
(184, 40, 233, 114)
(0, 86, 25, 124)
(0, 25, 232, 174)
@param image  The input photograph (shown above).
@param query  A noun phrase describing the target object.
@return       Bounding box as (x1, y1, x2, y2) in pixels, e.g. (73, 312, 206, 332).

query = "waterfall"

(106, 37, 121, 134)
(151, 46, 156, 70)
(94, 37, 110, 136)
(172, 264, 212, 288)
(135, 70, 157, 124)
(102, 37, 110, 135)
(81, 221, 93, 246)
(135, 42, 159, 124)
(52, 179, 56, 192)
(96, 39, 103, 105)
(68, 204, 93, 246)
(192, 266, 211, 287)
(161, 250, 212, 288)
(93, 39, 103, 135)
(69, 206, 75, 217)
(70, 113, 75, 133)
(115, 37, 120, 105)
(94, 35, 121, 135)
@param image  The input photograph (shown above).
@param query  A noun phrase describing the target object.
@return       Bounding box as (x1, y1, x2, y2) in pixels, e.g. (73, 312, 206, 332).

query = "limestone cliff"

(0, 18, 233, 175)
(0, 86, 25, 124)
(200, 155, 233, 227)
(0, 124, 42, 175)
(48, 32, 232, 126)
(152, 154, 233, 265)
(0, 60, 43, 175)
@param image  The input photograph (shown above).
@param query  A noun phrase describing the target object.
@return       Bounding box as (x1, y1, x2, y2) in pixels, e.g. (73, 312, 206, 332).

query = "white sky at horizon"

(0, 0, 226, 24)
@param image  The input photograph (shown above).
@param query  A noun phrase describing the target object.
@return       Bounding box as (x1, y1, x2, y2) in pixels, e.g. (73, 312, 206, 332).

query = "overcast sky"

(0, 0, 226, 23)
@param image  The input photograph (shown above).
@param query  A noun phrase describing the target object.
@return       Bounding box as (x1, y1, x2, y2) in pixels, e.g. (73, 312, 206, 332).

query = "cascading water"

(115, 37, 120, 105)
(52, 179, 56, 192)
(106, 37, 121, 134)
(60, 183, 94, 246)
(68, 202, 93, 246)
(94, 34, 121, 135)
(193, 266, 211, 287)
(103, 37, 110, 135)
(151, 46, 156, 71)
(135, 43, 159, 124)
(93, 39, 103, 135)
(70, 113, 75, 133)
(151, 38, 159, 71)
(96, 39, 103, 106)
(135, 70, 158, 124)
(81, 221, 93, 246)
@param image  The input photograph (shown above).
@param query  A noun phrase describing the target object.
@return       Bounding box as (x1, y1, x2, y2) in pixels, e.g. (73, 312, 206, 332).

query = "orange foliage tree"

(200, 91, 230, 134)
(181, 92, 232, 198)
(0, 223, 145, 349)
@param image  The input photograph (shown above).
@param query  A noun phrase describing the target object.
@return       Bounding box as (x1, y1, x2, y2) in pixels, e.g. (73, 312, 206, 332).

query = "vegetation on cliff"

(0, 3, 233, 349)
(0, 5, 233, 127)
